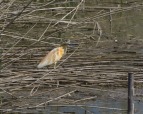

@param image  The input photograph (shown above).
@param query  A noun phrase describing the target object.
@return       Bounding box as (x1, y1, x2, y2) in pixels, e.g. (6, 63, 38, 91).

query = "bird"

(37, 43, 68, 69)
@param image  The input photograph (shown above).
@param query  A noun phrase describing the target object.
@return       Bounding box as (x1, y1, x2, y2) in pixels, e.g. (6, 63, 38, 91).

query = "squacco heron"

(37, 43, 68, 69)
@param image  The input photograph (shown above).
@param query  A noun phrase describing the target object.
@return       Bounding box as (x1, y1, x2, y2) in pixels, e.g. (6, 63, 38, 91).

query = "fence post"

(128, 73, 134, 114)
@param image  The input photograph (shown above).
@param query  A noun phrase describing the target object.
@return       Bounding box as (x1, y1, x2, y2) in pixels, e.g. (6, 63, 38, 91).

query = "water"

(7, 99, 143, 114)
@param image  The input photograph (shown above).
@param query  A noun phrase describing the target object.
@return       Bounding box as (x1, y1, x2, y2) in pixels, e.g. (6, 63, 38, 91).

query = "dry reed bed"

(1, 43, 143, 90)
(1, 39, 143, 111)
(1, 38, 143, 112)
(1, 0, 143, 112)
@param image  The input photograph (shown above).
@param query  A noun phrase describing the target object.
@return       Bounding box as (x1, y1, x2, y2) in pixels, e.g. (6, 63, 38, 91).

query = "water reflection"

(32, 99, 128, 114)
(1, 97, 142, 114)
(34, 99, 143, 114)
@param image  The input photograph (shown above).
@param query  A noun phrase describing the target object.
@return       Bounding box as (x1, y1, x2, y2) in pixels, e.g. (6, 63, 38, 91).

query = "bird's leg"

(54, 62, 57, 69)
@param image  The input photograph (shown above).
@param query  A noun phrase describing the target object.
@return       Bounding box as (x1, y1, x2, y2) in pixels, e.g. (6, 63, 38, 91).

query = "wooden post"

(128, 73, 134, 114)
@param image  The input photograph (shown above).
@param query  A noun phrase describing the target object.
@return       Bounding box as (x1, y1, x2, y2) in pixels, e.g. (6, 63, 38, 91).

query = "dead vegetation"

(0, 0, 143, 113)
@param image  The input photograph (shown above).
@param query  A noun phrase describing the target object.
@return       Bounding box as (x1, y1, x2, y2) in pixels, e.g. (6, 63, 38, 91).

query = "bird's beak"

(67, 43, 79, 48)
(65, 40, 79, 48)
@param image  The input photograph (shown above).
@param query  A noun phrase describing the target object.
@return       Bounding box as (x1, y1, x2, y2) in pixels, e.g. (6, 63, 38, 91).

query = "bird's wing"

(37, 47, 58, 68)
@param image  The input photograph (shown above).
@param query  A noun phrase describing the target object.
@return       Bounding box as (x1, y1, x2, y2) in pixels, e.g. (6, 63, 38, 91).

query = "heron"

(37, 43, 68, 69)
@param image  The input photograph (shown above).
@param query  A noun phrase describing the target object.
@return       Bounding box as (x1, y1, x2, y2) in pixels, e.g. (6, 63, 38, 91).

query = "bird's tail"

(37, 60, 48, 68)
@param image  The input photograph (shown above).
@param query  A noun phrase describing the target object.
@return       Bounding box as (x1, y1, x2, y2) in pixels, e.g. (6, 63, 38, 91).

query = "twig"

(38, 21, 52, 41)
(35, 90, 76, 107)
(52, 6, 76, 27)
(1, 22, 37, 59)
(66, 0, 84, 27)
(93, 4, 143, 21)
(30, 84, 40, 96)
(0, 87, 17, 99)
(1, 33, 56, 46)
(0, 0, 33, 36)
(72, 96, 97, 103)
(0, 0, 16, 20)
(45, 104, 127, 111)
(109, 9, 113, 34)
(70, 86, 127, 95)
(95, 21, 102, 47)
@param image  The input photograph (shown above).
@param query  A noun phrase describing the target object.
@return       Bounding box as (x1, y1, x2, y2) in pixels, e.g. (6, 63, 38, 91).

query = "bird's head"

(60, 43, 67, 48)
(61, 39, 79, 48)
(60, 40, 70, 48)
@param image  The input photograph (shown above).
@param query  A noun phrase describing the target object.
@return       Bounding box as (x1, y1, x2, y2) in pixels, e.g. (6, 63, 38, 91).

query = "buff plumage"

(37, 44, 67, 69)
